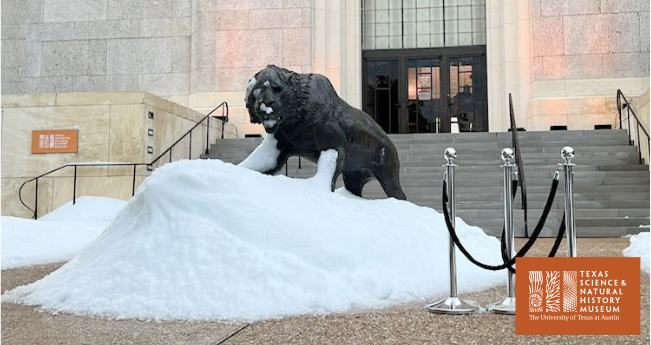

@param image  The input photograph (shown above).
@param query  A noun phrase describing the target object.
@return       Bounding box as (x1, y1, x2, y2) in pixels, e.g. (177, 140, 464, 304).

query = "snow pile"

(38, 196, 126, 224)
(623, 232, 650, 273)
(1, 197, 126, 270)
(3, 153, 504, 321)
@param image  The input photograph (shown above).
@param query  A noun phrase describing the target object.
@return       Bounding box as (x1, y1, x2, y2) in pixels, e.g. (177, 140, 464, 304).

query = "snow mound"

(1, 197, 126, 270)
(3, 153, 504, 321)
(623, 232, 650, 273)
(38, 196, 126, 224)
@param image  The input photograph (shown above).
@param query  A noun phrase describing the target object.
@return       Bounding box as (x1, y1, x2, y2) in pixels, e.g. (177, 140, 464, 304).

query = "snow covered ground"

(623, 232, 650, 273)
(1, 197, 126, 269)
(3, 153, 505, 321)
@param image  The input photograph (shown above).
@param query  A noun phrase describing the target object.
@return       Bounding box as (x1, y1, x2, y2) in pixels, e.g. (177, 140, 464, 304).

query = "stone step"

(278, 162, 649, 172)
(455, 208, 649, 218)
(386, 130, 629, 140)
(391, 137, 629, 146)
(210, 141, 635, 154)
(389, 133, 629, 142)
(398, 158, 640, 167)
(398, 198, 650, 209)
(399, 151, 640, 162)
(281, 166, 648, 176)
(480, 226, 644, 238)
(461, 215, 648, 227)
(285, 171, 650, 184)
(212, 151, 641, 163)
(211, 130, 629, 145)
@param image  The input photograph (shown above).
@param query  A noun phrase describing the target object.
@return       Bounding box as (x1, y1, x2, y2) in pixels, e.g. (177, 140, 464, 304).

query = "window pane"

(362, 0, 486, 50)
(430, 34, 444, 47)
(459, 33, 472, 46)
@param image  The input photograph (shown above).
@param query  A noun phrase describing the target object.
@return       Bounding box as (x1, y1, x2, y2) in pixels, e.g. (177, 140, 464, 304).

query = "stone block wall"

(1, 92, 234, 217)
(531, 0, 649, 81)
(1, 0, 192, 96)
(527, 0, 650, 131)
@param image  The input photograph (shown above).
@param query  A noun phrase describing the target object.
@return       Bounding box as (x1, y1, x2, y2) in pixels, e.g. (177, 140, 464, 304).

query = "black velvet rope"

(441, 175, 560, 272)
(549, 214, 566, 257)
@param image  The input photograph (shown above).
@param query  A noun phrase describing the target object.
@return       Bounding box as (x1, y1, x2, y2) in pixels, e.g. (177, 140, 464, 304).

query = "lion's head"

(244, 65, 299, 134)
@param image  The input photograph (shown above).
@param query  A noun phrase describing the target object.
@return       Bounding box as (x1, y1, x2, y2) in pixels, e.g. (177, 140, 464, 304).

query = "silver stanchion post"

(488, 148, 517, 315)
(426, 148, 479, 314)
(561, 146, 577, 257)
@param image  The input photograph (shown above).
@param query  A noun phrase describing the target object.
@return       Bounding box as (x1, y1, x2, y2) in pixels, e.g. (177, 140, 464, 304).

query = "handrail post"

(627, 106, 632, 145)
(489, 148, 517, 315)
(34, 178, 39, 220)
(132, 164, 137, 196)
(221, 106, 226, 139)
(205, 115, 210, 155)
(169, 148, 173, 163)
(637, 122, 642, 164)
(426, 148, 479, 315)
(189, 131, 193, 159)
(561, 146, 577, 257)
(73, 165, 77, 205)
(617, 90, 622, 129)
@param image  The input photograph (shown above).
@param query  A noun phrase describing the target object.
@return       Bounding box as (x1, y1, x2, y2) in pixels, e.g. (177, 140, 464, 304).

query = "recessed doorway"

(363, 47, 488, 134)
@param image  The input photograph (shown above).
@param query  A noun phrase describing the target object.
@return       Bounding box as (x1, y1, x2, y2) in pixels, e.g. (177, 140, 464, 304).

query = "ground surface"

(2, 238, 649, 345)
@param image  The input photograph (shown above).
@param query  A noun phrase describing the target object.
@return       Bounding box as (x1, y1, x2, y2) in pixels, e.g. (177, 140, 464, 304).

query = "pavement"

(2, 238, 649, 345)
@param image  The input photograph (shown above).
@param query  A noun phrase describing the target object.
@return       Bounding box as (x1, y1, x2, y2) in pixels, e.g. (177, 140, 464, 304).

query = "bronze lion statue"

(239, 65, 406, 200)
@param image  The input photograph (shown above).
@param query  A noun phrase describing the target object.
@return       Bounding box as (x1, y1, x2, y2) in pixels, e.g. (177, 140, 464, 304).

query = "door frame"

(362, 45, 487, 134)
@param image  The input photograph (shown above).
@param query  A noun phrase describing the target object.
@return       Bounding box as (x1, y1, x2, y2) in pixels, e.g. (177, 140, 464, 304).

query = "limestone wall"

(526, 0, 650, 131)
(1, 0, 191, 96)
(1, 92, 234, 218)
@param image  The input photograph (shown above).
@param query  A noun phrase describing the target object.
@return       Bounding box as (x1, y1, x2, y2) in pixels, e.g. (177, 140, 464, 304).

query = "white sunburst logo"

(529, 271, 543, 312)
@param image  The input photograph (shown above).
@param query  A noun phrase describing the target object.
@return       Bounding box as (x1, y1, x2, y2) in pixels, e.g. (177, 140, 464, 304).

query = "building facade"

(2, 0, 649, 137)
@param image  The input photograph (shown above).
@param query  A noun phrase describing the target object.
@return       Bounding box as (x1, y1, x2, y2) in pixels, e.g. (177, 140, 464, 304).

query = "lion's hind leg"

(343, 170, 371, 197)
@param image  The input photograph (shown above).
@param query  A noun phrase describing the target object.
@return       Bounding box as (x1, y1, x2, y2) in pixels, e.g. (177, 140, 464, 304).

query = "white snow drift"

(623, 232, 650, 273)
(3, 153, 504, 321)
(1, 197, 126, 269)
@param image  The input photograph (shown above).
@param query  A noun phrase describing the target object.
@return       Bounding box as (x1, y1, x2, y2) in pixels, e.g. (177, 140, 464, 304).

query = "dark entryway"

(362, 47, 488, 134)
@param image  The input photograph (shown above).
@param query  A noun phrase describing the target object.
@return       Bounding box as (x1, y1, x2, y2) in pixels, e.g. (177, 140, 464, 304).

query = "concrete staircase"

(205, 130, 650, 238)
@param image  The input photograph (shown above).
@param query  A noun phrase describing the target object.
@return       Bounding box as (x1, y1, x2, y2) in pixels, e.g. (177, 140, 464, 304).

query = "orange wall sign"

(516, 257, 640, 335)
(31, 129, 79, 154)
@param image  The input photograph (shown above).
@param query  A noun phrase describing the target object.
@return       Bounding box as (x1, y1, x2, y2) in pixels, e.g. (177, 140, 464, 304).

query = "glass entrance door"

(407, 58, 442, 133)
(448, 56, 488, 133)
(363, 59, 401, 134)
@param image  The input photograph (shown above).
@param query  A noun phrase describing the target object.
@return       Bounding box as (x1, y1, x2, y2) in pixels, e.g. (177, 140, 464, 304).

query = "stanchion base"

(425, 296, 479, 315)
(488, 297, 516, 315)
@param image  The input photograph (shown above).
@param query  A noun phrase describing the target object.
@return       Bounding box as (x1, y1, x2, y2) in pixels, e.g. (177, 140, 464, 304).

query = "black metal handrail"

(616, 89, 650, 164)
(508, 93, 529, 238)
(18, 102, 229, 219)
